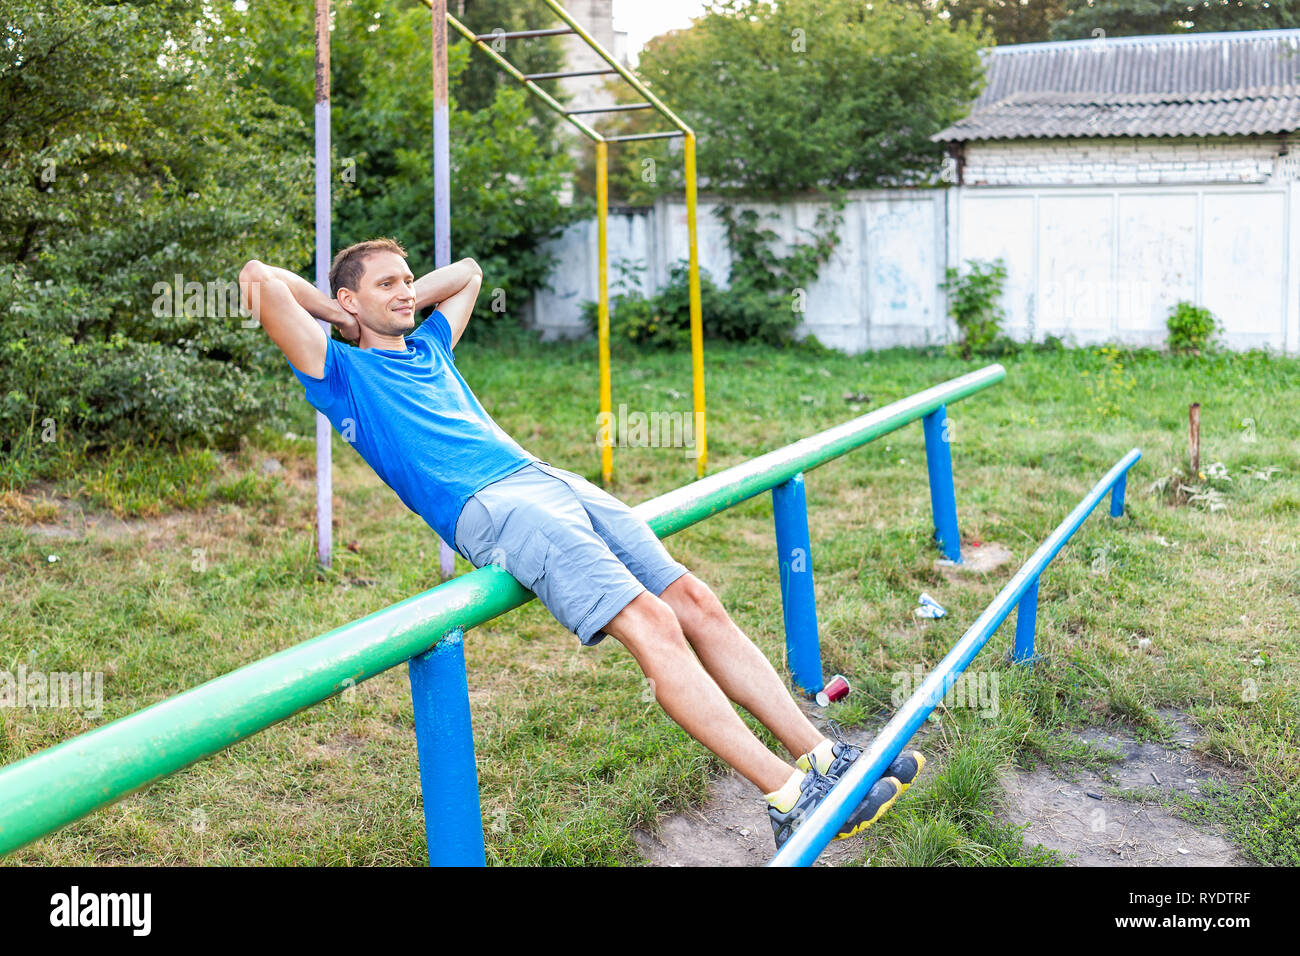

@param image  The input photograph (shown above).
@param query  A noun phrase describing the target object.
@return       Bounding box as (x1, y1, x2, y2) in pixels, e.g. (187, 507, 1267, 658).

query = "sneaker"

(769, 766, 904, 850)
(821, 721, 927, 794)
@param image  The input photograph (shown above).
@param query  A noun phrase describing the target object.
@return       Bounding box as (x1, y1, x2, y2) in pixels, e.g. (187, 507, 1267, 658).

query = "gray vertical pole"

(314, 0, 333, 568)
(432, 0, 456, 580)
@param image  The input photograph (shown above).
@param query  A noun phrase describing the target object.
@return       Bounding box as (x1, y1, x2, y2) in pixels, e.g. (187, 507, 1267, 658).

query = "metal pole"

(408, 629, 486, 866)
(314, 0, 333, 568)
(922, 405, 962, 562)
(1012, 576, 1039, 664)
(772, 474, 825, 697)
(597, 140, 613, 485)
(684, 132, 707, 478)
(431, 0, 456, 580)
(1110, 470, 1128, 517)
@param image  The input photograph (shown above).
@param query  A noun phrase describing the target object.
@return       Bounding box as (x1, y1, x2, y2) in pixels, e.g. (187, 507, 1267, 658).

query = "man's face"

(341, 251, 416, 335)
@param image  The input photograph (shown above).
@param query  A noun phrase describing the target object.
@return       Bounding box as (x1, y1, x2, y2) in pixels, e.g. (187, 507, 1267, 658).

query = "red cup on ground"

(816, 674, 851, 707)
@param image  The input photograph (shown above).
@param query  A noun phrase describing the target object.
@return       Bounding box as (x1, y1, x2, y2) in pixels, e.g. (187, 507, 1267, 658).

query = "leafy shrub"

(941, 258, 1008, 358)
(1166, 301, 1220, 354)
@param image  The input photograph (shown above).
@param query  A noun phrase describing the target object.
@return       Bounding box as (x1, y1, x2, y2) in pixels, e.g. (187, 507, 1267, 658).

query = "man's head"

(329, 238, 416, 337)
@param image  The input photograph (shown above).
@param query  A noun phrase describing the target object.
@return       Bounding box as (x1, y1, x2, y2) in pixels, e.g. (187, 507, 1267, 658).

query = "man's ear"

(337, 287, 360, 319)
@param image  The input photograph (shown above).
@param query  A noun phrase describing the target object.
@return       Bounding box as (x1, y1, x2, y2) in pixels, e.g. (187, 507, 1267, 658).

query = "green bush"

(941, 258, 1008, 358)
(1166, 301, 1220, 354)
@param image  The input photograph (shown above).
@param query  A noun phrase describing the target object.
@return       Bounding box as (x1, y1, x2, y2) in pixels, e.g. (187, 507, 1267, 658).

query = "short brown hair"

(329, 237, 408, 297)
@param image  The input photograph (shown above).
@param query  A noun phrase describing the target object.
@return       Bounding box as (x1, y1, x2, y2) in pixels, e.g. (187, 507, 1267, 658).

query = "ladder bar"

(523, 68, 619, 80)
(565, 102, 653, 114)
(472, 27, 574, 40)
(603, 131, 685, 142)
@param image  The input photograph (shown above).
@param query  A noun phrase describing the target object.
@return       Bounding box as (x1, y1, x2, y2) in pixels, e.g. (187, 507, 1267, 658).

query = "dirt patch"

(936, 541, 1015, 576)
(634, 708, 928, 867)
(637, 707, 1248, 867)
(999, 710, 1249, 866)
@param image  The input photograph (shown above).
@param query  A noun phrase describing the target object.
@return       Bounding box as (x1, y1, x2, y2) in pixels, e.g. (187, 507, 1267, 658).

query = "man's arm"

(239, 260, 357, 379)
(413, 258, 483, 349)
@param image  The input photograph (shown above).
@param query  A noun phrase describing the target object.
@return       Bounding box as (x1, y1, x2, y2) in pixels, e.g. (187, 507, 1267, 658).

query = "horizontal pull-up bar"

(604, 131, 685, 142)
(565, 102, 653, 114)
(473, 27, 574, 41)
(523, 67, 618, 80)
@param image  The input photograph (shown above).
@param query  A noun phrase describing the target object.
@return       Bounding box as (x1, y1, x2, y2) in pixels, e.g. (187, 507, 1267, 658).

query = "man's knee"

(605, 590, 689, 653)
(662, 573, 726, 629)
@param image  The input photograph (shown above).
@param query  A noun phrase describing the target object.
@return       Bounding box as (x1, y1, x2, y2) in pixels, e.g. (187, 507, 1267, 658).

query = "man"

(239, 238, 924, 851)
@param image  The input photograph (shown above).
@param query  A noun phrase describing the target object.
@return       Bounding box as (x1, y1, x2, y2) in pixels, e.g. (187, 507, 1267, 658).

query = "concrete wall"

(528, 138, 1299, 353)
(531, 191, 950, 352)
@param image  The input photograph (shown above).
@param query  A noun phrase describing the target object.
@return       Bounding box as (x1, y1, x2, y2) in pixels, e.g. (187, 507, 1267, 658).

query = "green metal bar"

(539, 0, 695, 135)
(0, 365, 1003, 857)
(566, 103, 653, 114)
(604, 131, 683, 142)
(523, 68, 618, 80)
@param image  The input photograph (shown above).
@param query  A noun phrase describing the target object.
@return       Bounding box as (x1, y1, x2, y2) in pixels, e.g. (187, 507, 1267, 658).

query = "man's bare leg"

(658, 573, 825, 760)
(602, 590, 796, 794)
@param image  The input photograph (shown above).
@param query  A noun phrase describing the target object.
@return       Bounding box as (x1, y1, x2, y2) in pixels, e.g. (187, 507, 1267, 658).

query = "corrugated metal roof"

(934, 29, 1300, 141)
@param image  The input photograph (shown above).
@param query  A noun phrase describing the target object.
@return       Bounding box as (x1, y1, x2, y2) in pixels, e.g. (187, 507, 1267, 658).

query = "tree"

(906, 0, 1075, 46)
(235, 0, 581, 333)
(1051, 0, 1300, 39)
(590, 0, 986, 201)
(0, 0, 314, 450)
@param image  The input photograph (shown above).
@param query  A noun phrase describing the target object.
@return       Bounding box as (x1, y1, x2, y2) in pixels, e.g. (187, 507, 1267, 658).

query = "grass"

(1, 337, 1297, 866)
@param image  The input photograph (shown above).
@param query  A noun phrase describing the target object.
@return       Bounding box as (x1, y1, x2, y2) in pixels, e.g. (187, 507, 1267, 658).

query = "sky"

(612, 0, 710, 56)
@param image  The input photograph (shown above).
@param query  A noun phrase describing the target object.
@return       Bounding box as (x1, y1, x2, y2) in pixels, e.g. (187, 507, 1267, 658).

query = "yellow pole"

(597, 140, 613, 485)
(684, 132, 707, 477)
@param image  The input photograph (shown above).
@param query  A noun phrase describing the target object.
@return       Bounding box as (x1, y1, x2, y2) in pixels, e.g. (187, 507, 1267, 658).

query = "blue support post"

(1110, 471, 1128, 517)
(1012, 577, 1039, 665)
(772, 474, 825, 698)
(922, 405, 962, 562)
(408, 628, 486, 867)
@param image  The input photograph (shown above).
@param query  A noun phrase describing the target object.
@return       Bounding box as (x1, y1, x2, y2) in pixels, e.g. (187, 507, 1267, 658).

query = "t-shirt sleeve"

(412, 309, 455, 362)
(288, 335, 349, 412)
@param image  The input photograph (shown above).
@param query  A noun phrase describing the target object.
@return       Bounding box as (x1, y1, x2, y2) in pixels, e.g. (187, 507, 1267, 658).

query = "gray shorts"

(453, 461, 690, 645)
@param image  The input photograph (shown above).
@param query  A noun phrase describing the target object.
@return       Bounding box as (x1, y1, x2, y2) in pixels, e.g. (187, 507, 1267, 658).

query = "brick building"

(931, 30, 1300, 350)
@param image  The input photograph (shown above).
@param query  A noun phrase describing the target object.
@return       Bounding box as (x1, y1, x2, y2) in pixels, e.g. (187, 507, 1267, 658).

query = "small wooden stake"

(1189, 403, 1201, 476)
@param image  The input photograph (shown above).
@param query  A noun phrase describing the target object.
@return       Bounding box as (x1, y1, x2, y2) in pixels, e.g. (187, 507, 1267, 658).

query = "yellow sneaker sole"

(832, 776, 902, 841)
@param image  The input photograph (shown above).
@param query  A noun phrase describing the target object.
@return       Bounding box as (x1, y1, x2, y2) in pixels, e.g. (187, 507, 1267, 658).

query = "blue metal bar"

(408, 628, 486, 867)
(1110, 471, 1128, 517)
(769, 448, 1142, 867)
(922, 405, 961, 562)
(772, 474, 825, 698)
(1013, 577, 1039, 664)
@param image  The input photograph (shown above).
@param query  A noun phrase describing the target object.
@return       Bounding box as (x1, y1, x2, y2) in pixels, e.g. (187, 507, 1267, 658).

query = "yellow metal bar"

(597, 140, 613, 484)
(539, 0, 695, 135)
(684, 132, 706, 476)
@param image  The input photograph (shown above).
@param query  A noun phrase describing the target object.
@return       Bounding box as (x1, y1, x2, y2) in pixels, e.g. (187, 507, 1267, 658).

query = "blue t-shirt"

(288, 310, 537, 543)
